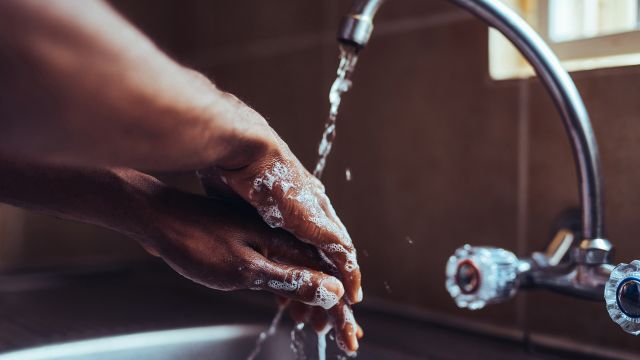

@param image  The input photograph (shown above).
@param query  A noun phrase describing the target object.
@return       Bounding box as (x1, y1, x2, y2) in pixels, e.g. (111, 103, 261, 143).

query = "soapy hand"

(141, 185, 346, 309)
(142, 180, 362, 353)
(287, 299, 364, 355)
(199, 125, 363, 353)
(199, 133, 362, 306)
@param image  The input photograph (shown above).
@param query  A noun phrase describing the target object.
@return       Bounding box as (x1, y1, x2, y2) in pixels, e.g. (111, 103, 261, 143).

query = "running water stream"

(313, 45, 359, 179)
(247, 45, 359, 360)
(311, 44, 359, 360)
(290, 323, 307, 359)
(316, 326, 331, 360)
(246, 301, 288, 360)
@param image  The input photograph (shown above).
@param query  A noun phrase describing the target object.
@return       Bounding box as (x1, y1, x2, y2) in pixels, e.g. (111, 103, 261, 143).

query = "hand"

(0, 156, 362, 353)
(287, 299, 364, 355)
(199, 126, 362, 305)
(139, 181, 362, 352)
(138, 184, 346, 309)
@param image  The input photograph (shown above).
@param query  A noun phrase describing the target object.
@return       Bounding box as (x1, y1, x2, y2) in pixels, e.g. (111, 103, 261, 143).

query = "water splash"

(313, 45, 359, 178)
(290, 323, 307, 360)
(247, 301, 288, 360)
(317, 327, 331, 360)
(383, 281, 392, 294)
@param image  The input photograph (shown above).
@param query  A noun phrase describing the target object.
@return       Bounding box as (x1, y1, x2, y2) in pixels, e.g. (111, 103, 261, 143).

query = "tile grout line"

(516, 82, 530, 265)
(516, 78, 530, 344)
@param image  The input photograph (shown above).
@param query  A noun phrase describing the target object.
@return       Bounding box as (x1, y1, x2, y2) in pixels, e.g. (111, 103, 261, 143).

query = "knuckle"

(265, 267, 313, 297)
(321, 243, 359, 274)
(238, 260, 263, 289)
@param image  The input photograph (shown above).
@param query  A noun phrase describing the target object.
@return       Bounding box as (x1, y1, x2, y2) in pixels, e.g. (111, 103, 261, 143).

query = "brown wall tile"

(109, 0, 192, 57)
(327, 0, 462, 26)
(188, 1, 325, 52)
(206, 45, 327, 170)
(19, 212, 146, 268)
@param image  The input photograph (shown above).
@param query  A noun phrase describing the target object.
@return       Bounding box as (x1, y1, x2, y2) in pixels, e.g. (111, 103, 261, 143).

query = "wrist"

(103, 169, 169, 246)
(205, 90, 277, 171)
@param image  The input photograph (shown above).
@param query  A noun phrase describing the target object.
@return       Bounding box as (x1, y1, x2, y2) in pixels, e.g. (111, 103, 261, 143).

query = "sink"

(0, 266, 597, 360)
(0, 324, 418, 360)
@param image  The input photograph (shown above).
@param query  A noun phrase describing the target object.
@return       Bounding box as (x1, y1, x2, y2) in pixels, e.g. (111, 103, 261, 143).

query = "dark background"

(0, 0, 638, 356)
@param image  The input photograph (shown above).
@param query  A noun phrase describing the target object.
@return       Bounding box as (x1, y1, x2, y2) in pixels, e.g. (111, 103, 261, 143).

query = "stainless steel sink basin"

(0, 266, 601, 360)
(0, 325, 278, 360)
(0, 324, 417, 360)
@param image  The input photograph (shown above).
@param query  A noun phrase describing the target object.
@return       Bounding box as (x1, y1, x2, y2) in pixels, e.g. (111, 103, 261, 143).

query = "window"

(489, 0, 640, 80)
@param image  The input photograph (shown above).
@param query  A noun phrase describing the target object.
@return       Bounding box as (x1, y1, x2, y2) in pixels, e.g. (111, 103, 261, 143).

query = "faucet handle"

(445, 245, 520, 310)
(605, 260, 640, 335)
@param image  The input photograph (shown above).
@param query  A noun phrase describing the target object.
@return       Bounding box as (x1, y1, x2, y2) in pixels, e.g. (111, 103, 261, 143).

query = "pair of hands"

(139, 131, 362, 353)
(0, 0, 362, 351)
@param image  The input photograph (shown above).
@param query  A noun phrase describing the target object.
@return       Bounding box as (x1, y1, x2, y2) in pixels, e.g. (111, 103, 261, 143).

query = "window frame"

(489, 0, 640, 80)
(537, 0, 640, 61)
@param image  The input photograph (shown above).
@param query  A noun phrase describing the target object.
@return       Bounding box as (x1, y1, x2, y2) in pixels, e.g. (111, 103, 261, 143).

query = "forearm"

(0, 155, 161, 238)
(0, 0, 269, 171)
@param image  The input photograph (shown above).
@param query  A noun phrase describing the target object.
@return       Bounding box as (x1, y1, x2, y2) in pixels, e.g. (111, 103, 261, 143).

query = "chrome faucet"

(338, 0, 640, 335)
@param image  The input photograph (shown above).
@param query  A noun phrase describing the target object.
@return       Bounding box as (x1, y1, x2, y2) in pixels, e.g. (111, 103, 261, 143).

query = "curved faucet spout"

(338, 0, 606, 243)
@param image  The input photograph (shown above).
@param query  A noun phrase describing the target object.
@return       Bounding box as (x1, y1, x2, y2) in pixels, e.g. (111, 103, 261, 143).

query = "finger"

(197, 167, 244, 202)
(328, 301, 359, 354)
(220, 157, 362, 304)
(275, 295, 288, 307)
(262, 235, 363, 318)
(248, 257, 344, 309)
(260, 233, 336, 276)
(356, 323, 364, 339)
(277, 182, 362, 305)
(288, 300, 310, 325)
(308, 305, 330, 333)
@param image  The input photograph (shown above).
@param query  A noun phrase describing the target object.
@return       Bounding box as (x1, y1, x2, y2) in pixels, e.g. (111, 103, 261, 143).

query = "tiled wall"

(3, 0, 639, 356)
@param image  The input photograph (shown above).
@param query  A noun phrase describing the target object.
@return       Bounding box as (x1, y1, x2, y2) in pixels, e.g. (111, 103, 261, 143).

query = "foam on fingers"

(330, 302, 359, 357)
(312, 276, 343, 309)
(254, 260, 344, 308)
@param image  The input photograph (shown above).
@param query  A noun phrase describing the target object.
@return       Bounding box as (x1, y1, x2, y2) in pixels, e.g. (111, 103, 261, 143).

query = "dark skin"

(0, 0, 362, 353)
(0, 157, 362, 351)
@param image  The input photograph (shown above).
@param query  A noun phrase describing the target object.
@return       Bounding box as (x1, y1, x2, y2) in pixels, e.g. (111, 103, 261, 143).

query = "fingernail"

(344, 333, 359, 354)
(356, 287, 363, 302)
(336, 335, 358, 356)
(351, 336, 359, 352)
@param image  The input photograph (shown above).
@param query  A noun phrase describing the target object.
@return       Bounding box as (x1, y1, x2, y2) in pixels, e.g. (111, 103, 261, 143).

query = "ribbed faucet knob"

(605, 260, 640, 335)
(445, 245, 520, 310)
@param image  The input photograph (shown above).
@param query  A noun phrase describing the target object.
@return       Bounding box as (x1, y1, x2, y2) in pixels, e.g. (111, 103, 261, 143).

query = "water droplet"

(345, 168, 352, 181)
(362, 249, 369, 257)
(405, 236, 414, 245)
(383, 281, 392, 293)
(290, 323, 307, 360)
